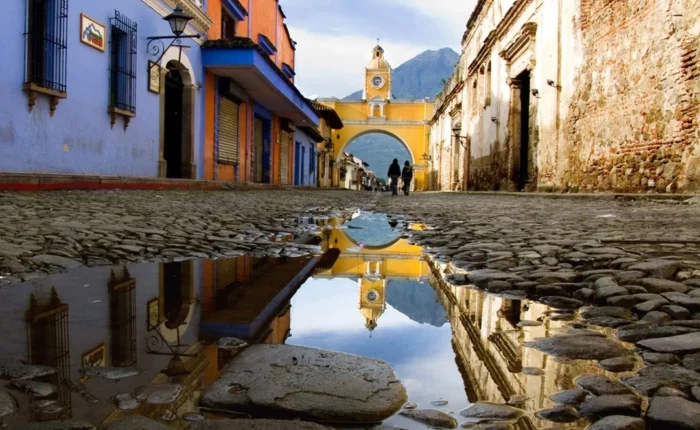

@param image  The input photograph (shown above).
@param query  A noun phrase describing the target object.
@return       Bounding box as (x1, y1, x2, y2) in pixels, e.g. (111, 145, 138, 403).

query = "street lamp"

(165, 5, 193, 36)
(147, 5, 201, 70)
(452, 125, 468, 149)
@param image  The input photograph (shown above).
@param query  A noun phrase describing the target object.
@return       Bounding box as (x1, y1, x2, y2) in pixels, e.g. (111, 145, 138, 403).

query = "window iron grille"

(25, 0, 68, 93)
(110, 10, 137, 114)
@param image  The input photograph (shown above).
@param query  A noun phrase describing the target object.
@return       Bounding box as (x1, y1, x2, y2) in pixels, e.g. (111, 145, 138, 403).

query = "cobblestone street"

(1, 190, 699, 286)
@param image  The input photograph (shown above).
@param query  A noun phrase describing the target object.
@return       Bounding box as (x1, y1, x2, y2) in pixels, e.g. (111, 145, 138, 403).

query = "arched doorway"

(161, 60, 196, 179)
(342, 131, 414, 191)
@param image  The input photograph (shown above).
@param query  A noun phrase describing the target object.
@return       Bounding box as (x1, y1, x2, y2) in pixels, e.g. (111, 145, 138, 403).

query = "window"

(485, 62, 492, 108)
(26, 0, 68, 93)
(109, 11, 137, 114)
(222, 9, 236, 39)
(471, 79, 478, 117)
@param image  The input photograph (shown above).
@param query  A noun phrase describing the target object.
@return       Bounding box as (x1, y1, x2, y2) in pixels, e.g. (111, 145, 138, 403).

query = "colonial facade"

(319, 46, 435, 191)
(1, 0, 323, 186)
(431, 0, 700, 193)
(202, 0, 322, 185)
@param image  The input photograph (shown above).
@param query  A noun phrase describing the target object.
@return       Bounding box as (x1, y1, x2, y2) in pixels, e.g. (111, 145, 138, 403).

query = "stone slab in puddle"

(526, 334, 630, 360)
(623, 364, 700, 395)
(578, 394, 641, 421)
(647, 395, 700, 429)
(190, 419, 334, 430)
(638, 332, 700, 353)
(399, 409, 457, 428)
(104, 416, 169, 430)
(200, 344, 407, 423)
(459, 402, 523, 421)
(588, 415, 645, 430)
(0, 389, 17, 418)
(21, 421, 96, 430)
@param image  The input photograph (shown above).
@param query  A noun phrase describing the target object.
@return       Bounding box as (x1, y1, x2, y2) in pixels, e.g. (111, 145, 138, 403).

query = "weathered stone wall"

(563, 0, 700, 193)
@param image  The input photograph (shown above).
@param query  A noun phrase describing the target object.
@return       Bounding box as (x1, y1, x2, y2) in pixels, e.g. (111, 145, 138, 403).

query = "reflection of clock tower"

(359, 278, 386, 331)
(364, 46, 392, 117)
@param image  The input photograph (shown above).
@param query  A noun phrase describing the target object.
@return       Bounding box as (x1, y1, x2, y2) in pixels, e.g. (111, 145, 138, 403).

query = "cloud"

(289, 26, 431, 98)
(278, 0, 478, 96)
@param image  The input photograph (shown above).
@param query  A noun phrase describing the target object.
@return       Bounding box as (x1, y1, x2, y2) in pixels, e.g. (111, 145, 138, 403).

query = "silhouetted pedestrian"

(402, 161, 413, 196)
(388, 159, 401, 196)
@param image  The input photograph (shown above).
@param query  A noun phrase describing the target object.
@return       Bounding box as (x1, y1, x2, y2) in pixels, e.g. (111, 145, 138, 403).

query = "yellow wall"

(366, 70, 391, 100)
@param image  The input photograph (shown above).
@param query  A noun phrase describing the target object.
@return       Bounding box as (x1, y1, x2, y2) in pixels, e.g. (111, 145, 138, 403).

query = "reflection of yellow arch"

(344, 229, 403, 250)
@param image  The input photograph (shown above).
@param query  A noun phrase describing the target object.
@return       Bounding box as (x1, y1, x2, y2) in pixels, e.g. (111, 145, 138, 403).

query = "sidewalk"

(0, 172, 329, 192)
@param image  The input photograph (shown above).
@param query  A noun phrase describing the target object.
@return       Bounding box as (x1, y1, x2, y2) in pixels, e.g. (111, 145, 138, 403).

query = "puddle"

(0, 212, 621, 428)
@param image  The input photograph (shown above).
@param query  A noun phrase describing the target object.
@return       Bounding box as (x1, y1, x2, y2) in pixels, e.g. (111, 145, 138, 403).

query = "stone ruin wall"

(562, 0, 700, 193)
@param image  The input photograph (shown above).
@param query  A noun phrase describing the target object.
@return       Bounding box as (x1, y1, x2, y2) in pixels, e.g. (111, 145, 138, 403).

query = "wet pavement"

(0, 190, 700, 428)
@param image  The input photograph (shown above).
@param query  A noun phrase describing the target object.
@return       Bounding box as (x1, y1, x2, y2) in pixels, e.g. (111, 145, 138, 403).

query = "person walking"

(387, 159, 401, 196)
(401, 161, 413, 196)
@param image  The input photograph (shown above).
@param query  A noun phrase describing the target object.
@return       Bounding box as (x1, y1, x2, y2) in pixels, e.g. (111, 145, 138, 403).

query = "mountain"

(386, 280, 447, 327)
(343, 48, 459, 178)
(344, 47, 459, 100)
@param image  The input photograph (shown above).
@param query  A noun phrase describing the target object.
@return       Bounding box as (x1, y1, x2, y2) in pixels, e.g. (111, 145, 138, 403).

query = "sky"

(278, 0, 478, 98)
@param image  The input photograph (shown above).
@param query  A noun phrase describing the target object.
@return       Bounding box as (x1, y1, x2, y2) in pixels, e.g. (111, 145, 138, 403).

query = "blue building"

(1, 0, 212, 179)
(293, 128, 321, 186)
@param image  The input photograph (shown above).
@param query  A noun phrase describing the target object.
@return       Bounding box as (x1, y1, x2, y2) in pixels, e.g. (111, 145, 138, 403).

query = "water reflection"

(0, 212, 619, 429)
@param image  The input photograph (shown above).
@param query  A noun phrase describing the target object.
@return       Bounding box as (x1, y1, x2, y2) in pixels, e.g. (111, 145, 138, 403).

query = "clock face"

(366, 290, 380, 303)
(371, 75, 385, 89)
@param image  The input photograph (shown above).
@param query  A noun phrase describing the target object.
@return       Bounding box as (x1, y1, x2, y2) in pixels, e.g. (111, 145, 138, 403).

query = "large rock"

(615, 325, 700, 343)
(661, 292, 700, 310)
(104, 416, 169, 430)
(577, 394, 641, 421)
(588, 415, 645, 430)
(623, 364, 700, 395)
(0, 390, 17, 419)
(639, 278, 689, 294)
(638, 332, 700, 353)
(399, 409, 458, 428)
(647, 395, 700, 429)
(31, 254, 84, 269)
(628, 260, 681, 279)
(526, 334, 631, 360)
(535, 405, 580, 423)
(575, 374, 635, 396)
(200, 345, 407, 423)
(538, 296, 584, 309)
(581, 307, 634, 320)
(459, 402, 523, 421)
(190, 419, 334, 430)
(22, 421, 96, 430)
(599, 356, 637, 373)
(466, 270, 525, 288)
(549, 388, 587, 406)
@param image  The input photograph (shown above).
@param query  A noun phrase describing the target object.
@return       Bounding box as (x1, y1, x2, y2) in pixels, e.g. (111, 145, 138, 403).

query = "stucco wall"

(0, 0, 205, 177)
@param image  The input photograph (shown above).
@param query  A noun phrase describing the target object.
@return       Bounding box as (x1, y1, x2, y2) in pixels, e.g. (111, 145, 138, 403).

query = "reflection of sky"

(345, 212, 402, 247)
(289, 277, 468, 429)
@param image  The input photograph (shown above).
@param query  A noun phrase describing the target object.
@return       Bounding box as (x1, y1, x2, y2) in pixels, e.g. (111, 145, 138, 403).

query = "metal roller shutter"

(279, 130, 290, 185)
(254, 118, 264, 183)
(216, 259, 237, 288)
(218, 97, 239, 165)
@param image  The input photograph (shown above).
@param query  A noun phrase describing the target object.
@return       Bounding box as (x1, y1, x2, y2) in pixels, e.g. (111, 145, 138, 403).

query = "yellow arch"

(318, 98, 435, 191)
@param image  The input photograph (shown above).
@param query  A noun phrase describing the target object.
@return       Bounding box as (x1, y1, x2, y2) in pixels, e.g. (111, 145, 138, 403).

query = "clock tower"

(364, 45, 392, 101)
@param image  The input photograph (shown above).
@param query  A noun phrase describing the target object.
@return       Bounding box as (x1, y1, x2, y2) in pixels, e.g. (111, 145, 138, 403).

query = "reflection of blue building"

(1, 0, 208, 178)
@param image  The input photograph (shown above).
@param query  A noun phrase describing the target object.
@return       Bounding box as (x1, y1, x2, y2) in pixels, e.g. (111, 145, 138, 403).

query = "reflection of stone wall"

(429, 267, 610, 428)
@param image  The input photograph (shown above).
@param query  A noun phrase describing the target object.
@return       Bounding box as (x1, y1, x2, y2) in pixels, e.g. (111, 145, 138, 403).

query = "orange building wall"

(251, 0, 277, 61)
